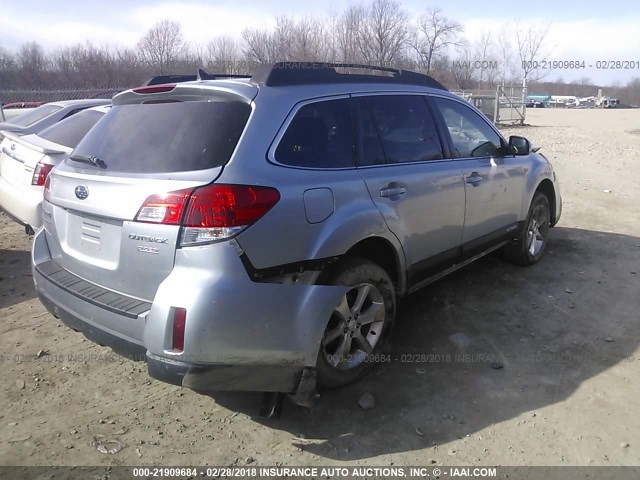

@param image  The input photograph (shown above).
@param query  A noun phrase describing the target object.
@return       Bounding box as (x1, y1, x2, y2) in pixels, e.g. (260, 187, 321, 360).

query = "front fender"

(522, 153, 560, 221)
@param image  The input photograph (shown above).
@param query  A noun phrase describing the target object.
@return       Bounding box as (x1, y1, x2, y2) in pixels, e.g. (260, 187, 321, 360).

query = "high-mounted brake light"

(32, 161, 54, 186)
(132, 84, 177, 94)
(134, 184, 280, 246)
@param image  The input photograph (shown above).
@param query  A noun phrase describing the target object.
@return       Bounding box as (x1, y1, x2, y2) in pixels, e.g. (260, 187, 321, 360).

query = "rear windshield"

(38, 109, 105, 148)
(69, 100, 251, 173)
(8, 104, 63, 127)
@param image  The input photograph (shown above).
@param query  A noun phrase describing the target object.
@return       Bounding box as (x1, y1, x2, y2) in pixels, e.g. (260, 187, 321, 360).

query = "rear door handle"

(380, 183, 407, 198)
(466, 172, 483, 186)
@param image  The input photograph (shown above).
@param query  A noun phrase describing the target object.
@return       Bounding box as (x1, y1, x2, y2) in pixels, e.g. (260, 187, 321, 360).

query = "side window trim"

(267, 94, 357, 171)
(428, 94, 511, 160)
(352, 93, 449, 168)
(423, 95, 454, 160)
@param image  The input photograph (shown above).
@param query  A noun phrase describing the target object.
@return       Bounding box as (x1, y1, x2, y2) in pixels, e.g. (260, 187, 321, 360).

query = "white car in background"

(0, 105, 110, 234)
(0, 99, 110, 139)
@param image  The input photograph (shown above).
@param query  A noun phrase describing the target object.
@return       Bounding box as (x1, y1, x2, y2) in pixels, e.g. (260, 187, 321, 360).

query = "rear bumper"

(37, 289, 146, 361)
(0, 174, 42, 229)
(146, 354, 301, 392)
(37, 288, 301, 391)
(32, 227, 348, 393)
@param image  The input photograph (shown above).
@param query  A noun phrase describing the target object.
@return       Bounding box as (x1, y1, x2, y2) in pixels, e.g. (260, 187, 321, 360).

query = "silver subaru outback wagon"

(32, 63, 561, 402)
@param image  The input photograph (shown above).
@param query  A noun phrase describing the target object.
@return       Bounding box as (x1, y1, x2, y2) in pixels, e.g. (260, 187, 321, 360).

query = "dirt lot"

(1, 108, 639, 469)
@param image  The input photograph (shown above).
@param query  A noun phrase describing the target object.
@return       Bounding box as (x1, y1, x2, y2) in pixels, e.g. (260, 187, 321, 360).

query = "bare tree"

(324, 11, 340, 63)
(242, 28, 274, 63)
(0, 45, 16, 90)
(475, 33, 497, 88)
(359, 0, 409, 67)
(496, 28, 520, 85)
(0, 45, 12, 68)
(114, 47, 146, 86)
(190, 41, 206, 67)
(289, 17, 333, 61)
(137, 20, 186, 74)
(16, 41, 48, 88)
(516, 22, 550, 83)
(336, 5, 367, 64)
(208, 36, 243, 73)
(450, 49, 476, 90)
(411, 8, 463, 74)
(242, 15, 336, 65)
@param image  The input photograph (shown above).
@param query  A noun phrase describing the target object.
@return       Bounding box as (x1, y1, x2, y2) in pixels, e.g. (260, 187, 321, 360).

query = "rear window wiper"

(69, 153, 107, 169)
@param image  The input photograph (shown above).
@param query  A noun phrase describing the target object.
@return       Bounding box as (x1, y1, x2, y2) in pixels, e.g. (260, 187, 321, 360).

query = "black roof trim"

(249, 62, 448, 90)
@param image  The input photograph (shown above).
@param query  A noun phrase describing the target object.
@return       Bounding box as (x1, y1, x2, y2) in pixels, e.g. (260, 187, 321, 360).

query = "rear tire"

(316, 257, 395, 389)
(503, 192, 551, 266)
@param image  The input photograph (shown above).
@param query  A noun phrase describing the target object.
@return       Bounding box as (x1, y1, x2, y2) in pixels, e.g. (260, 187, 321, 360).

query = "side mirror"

(509, 136, 530, 155)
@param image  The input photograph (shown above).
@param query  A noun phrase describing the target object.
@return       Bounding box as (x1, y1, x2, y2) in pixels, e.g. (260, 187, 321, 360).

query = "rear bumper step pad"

(35, 260, 151, 319)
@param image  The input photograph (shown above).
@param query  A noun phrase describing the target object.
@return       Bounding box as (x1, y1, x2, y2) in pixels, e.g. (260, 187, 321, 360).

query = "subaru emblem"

(75, 185, 89, 200)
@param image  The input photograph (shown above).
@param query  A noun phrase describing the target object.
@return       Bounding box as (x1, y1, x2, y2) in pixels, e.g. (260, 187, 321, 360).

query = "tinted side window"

(355, 95, 443, 166)
(275, 98, 353, 168)
(433, 97, 504, 158)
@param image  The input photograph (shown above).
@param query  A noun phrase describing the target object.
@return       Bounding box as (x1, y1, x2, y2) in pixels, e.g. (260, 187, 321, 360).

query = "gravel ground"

(0, 108, 639, 468)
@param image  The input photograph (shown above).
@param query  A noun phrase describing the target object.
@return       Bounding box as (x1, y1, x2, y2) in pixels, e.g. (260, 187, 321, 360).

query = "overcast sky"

(1, 0, 639, 85)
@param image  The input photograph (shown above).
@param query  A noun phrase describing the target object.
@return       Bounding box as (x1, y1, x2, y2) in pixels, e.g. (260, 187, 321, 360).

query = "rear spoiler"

(1, 130, 72, 155)
(141, 69, 252, 86)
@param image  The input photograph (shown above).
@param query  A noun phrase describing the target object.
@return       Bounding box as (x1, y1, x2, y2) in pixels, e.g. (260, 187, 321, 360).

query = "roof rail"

(250, 62, 448, 90)
(141, 69, 251, 86)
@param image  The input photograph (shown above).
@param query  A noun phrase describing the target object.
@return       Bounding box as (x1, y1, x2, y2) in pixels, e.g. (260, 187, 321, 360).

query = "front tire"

(316, 257, 395, 389)
(504, 192, 551, 265)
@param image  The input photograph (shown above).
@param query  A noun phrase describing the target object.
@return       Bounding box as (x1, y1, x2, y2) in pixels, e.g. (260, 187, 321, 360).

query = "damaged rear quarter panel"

(143, 242, 349, 366)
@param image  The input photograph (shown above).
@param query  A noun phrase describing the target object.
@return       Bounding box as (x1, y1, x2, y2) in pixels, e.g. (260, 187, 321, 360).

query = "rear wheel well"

(345, 237, 400, 292)
(535, 179, 556, 225)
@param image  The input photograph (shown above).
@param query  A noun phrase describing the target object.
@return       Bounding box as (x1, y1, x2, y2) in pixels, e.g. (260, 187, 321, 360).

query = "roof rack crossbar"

(249, 62, 447, 90)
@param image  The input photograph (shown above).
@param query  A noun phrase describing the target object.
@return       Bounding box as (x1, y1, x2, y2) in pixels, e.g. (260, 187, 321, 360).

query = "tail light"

(135, 190, 193, 225)
(172, 308, 186, 352)
(135, 184, 280, 246)
(32, 161, 54, 186)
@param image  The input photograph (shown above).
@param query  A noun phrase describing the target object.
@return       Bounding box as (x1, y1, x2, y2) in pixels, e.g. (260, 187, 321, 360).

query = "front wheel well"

(535, 179, 556, 225)
(344, 237, 401, 292)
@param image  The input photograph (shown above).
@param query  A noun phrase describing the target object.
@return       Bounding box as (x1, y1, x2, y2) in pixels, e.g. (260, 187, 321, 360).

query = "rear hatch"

(0, 132, 70, 187)
(42, 85, 255, 301)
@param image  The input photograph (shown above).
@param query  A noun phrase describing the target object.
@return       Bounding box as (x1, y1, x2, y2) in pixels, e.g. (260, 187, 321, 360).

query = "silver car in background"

(32, 63, 561, 403)
(0, 105, 109, 233)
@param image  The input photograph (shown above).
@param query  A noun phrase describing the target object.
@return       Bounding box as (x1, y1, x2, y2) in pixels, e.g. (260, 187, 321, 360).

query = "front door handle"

(380, 183, 407, 198)
(466, 172, 483, 186)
